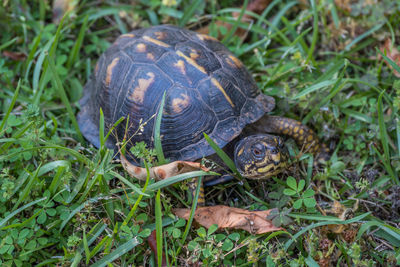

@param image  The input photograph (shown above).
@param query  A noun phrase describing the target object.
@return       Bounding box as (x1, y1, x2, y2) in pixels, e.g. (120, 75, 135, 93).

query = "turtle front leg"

(250, 115, 329, 158)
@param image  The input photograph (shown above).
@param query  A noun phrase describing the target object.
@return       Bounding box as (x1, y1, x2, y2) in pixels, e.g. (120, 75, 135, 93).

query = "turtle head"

(234, 134, 289, 179)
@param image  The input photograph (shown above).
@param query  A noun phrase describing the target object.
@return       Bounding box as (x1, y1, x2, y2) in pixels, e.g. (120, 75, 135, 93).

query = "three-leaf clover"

(283, 176, 316, 209)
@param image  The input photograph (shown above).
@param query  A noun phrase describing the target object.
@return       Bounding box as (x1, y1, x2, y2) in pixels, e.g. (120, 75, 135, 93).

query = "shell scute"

(78, 25, 273, 164)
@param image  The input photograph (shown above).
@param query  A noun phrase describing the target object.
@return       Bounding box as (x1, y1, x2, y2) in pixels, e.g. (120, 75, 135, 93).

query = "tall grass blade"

(306, 0, 318, 64)
(155, 189, 163, 267)
(0, 80, 20, 134)
(47, 54, 84, 143)
(0, 197, 46, 229)
(222, 0, 248, 44)
(344, 23, 384, 51)
(89, 238, 140, 267)
(204, 133, 242, 178)
(178, 0, 203, 27)
(154, 91, 166, 164)
(146, 170, 216, 192)
(33, 13, 67, 105)
(67, 14, 89, 69)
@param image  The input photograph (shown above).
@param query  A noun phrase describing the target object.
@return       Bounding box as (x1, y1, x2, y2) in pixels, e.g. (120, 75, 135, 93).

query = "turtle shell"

(77, 25, 275, 165)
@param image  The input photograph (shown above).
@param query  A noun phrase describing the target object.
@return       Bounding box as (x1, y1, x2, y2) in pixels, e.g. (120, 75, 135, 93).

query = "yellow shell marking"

(129, 72, 155, 104)
(136, 43, 146, 52)
(190, 49, 199, 59)
(105, 57, 119, 86)
(196, 33, 218, 41)
(154, 31, 167, 40)
(228, 55, 242, 67)
(176, 50, 206, 74)
(119, 33, 135, 38)
(143, 35, 170, 47)
(173, 60, 187, 76)
(211, 78, 235, 107)
(172, 94, 190, 113)
(147, 53, 155, 60)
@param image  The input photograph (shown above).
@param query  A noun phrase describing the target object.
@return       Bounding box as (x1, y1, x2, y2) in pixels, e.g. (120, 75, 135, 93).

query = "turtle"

(77, 25, 328, 203)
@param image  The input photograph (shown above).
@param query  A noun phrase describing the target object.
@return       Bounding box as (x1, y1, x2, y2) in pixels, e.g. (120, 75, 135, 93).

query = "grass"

(0, 0, 400, 266)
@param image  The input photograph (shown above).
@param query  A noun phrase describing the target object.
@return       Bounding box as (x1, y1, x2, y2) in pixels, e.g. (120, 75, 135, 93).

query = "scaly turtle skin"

(78, 25, 327, 203)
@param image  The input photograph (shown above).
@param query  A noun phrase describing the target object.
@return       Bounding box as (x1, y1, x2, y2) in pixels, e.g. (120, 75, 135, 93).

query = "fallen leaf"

(147, 230, 167, 267)
(379, 38, 400, 77)
(120, 153, 208, 181)
(2, 51, 27, 61)
(197, 0, 271, 39)
(174, 206, 283, 234)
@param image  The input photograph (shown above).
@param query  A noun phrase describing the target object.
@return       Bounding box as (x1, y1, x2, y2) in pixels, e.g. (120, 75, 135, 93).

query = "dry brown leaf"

(174, 205, 283, 234)
(2, 51, 27, 61)
(120, 153, 208, 181)
(380, 38, 400, 78)
(52, 0, 78, 23)
(197, 0, 271, 39)
(147, 230, 167, 267)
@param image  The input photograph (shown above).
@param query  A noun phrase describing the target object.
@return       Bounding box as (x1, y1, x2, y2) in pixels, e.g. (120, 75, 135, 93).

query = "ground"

(0, 0, 399, 266)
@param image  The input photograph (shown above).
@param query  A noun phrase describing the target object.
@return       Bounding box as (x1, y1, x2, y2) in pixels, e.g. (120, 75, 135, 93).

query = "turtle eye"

(252, 143, 265, 159)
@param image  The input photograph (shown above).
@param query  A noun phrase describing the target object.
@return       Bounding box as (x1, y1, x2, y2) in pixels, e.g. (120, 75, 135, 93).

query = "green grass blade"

(83, 230, 90, 264)
(396, 117, 400, 158)
(178, 0, 203, 27)
(174, 176, 202, 264)
(60, 195, 104, 232)
(109, 170, 148, 196)
(13, 164, 42, 210)
(306, 0, 318, 64)
(377, 47, 400, 75)
(293, 79, 338, 99)
(104, 116, 125, 144)
(122, 160, 151, 227)
(377, 91, 390, 162)
(0, 37, 18, 51)
(146, 170, 216, 192)
(47, 54, 84, 143)
(345, 23, 384, 51)
(204, 133, 242, 178)
(222, 0, 249, 44)
(0, 79, 20, 134)
(65, 168, 89, 204)
(89, 238, 140, 267)
(67, 14, 89, 69)
(24, 32, 42, 79)
(376, 92, 399, 184)
(328, 0, 340, 28)
(155, 189, 163, 267)
(284, 212, 371, 250)
(99, 108, 105, 147)
(0, 197, 46, 229)
(303, 59, 348, 123)
(154, 91, 166, 164)
(33, 14, 67, 105)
